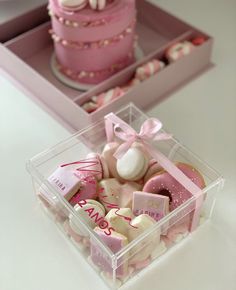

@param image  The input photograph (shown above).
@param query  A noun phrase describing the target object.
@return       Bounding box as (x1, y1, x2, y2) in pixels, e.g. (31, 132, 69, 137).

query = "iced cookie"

(116, 147, 148, 181)
(143, 162, 205, 211)
(69, 199, 105, 236)
(105, 208, 134, 236)
(76, 152, 109, 181)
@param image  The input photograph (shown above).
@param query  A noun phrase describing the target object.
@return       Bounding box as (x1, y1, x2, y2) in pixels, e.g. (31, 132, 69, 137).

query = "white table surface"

(0, 1, 236, 290)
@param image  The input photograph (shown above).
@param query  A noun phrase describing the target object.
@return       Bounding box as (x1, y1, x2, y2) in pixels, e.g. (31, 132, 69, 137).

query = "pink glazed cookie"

(143, 162, 205, 211)
(82, 152, 109, 181)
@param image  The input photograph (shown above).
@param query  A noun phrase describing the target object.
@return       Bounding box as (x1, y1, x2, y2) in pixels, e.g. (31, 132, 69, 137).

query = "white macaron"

(116, 147, 148, 181)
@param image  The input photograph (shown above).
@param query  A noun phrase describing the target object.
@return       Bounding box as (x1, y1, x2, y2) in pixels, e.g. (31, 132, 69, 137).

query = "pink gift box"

(0, 1, 213, 131)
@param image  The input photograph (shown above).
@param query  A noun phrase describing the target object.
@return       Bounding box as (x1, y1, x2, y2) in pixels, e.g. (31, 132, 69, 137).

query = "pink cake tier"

(48, 0, 137, 84)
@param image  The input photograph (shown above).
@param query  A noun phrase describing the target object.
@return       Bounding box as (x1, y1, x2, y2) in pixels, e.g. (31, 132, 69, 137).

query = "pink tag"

(40, 166, 81, 204)
(132, 191, 169, 221)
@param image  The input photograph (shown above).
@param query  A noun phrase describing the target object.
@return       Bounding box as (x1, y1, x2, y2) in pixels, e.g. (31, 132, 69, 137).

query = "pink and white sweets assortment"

(82, 35, 207, 113)
(39, 119, 206, 282)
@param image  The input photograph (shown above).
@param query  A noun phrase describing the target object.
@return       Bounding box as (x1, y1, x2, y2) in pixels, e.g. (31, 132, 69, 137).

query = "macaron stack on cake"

(48, 0, 137, 85)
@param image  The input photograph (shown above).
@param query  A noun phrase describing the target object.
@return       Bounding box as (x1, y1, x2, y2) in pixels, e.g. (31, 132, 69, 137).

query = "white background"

(0, 0, 236, 289)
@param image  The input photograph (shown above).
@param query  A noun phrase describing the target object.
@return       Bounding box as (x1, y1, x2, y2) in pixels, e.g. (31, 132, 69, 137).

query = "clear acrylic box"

(26, 103, 224, 289)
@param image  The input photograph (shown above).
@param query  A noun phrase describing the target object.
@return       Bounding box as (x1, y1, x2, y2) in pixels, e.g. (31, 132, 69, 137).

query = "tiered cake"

(48, 0, 137, 84)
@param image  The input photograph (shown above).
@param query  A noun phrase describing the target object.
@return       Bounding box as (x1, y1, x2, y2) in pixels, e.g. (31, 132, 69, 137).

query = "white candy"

(128, 214, 160, 263)
(59, 0, 87, 9)
(116, 147, 148, 181)
(69, 199, 105, 236)
(105, 208, 134, 236)
(89, 0, 106, 10)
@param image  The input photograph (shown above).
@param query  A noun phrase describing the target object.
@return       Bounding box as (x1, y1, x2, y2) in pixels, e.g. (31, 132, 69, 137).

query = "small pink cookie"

(166, 41, 195, 63)
(135, 59, 165, 81)
(143, 163, 205, 232)
(132, 191, 169, 222)
(69, 173, 98, 205)
(143, 163, 205, 212)
(143, 159, 162, 183)
(91, 227, 128, 277)
(73, 153, 109, 181)
(39, 166, 81, 205)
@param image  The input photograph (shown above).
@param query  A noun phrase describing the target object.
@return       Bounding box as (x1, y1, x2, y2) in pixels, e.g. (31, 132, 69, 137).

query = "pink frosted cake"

(48, 0, 137, 84)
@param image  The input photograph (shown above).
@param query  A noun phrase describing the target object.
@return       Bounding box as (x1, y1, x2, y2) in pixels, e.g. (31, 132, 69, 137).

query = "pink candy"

(135, 59, 165, 81)
(92, 87, 125, 108)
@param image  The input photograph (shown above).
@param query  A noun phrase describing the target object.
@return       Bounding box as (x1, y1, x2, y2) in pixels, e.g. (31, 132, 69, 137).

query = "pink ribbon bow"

(104, 112, 204, 232)
(113, 118, 172, 159)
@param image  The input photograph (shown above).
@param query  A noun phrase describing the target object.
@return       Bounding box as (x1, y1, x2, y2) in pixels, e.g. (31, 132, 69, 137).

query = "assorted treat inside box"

(37, 110, 208, 287)
(81, 35, 206, 113)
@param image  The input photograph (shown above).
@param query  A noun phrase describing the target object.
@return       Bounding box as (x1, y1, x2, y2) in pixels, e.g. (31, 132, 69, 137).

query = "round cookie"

(85, 152, 109, 181)
(143, 162, 205, 211)
(116, 147, 148, 181)
(69, 199, 105, 236)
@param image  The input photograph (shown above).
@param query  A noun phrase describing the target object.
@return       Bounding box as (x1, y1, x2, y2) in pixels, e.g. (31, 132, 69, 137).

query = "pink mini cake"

(48, 0, 137, 84)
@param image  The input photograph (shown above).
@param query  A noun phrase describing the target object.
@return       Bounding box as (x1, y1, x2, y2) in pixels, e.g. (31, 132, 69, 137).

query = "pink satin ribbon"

(104, 113, 204, 232)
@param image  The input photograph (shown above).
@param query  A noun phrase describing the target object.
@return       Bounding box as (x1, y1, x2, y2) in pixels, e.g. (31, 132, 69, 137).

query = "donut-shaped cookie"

(143, 162, 205, 211)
